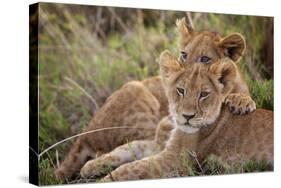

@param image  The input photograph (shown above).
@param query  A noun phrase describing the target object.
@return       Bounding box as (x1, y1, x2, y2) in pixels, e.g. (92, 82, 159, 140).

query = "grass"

(36, 3, 273, 185)
(168, 151, 272, 178)
(187, 154, 272, 176)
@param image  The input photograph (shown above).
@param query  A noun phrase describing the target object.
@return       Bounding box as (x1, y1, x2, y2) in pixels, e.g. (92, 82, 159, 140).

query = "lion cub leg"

(225, 93, 256, 115)
(55, 138, 94, 180)
(80, 140, 161, 178)
(100, 150, 177, 182)
(81, 116, 174, 178)
(100, 129, 199, 182)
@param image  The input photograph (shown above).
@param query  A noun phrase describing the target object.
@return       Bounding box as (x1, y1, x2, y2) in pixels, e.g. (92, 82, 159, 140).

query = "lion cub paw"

(80, 160, 105, 178)
(225, 93, 256, 115)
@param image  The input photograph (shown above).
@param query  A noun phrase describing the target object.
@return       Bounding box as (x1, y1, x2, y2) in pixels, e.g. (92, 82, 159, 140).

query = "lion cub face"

(176, 18, 246, 65)
(159, 51, 237, 133)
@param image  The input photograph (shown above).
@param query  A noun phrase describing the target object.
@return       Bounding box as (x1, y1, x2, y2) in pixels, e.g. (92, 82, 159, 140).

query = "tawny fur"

(55, 79, 168, 179)
(100, 108, 273, 181)
(176, 18, 255, 115)
(86, 51, 273, 182)
(80, 116, 174, 178)
(55, 18, 256, 180)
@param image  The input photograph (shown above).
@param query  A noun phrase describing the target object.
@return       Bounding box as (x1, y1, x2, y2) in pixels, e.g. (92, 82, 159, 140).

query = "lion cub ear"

(159, 50, 183, 79)
(209, 59, 237, 96)
(219, 33, 246, 62)
(176, 17, 193, 48)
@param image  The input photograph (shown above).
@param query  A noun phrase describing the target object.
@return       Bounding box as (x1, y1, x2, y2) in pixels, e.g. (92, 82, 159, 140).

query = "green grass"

(173, 152, 272, 178)
(37, 4, 273, 185)
(39, 156, 62, 185)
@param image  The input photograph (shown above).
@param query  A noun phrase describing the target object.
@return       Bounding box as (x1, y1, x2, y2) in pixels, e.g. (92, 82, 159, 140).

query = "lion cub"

(176, 18, 256, 115)
(56, 18, 256, 180)
(81, 51, 273, 181)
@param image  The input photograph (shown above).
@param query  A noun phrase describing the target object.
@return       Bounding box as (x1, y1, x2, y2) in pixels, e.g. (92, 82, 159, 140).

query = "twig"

(185, 12, 195, 30)
(94, 7, 107, 41)
(29, 146, 38, 157)
(36, 126, 154, 159)
(46, 151, 57, 170)
(108, 171, 115, 182)
(188, 150, 204, 173)
(64, 76, 99, 111)
(107, 7, 129, 33)
(56, 150, 60, 168)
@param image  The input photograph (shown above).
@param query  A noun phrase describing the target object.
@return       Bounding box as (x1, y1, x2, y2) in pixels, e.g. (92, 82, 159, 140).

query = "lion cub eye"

(200, 91, 210, 99)
(200, 56, 211, 63)
(180, 51, 188, 62)
(176, 87, 185, 97)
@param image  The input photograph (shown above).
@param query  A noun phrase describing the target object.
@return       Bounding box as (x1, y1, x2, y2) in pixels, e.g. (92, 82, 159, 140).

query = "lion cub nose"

(182, 113, 195, 122)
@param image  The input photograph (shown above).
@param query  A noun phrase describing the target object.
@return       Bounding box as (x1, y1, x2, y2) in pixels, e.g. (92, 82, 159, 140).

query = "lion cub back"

(206, 108, 273, 164)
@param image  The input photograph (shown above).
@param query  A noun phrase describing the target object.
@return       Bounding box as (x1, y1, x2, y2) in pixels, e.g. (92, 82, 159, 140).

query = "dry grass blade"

(188, 150, 204, 173)
(64, 76, 99, 111)
(39, 126, 154, 158)
(185, 12, 195, 30)
(56, 150, 60, 168)
(107, 7, 129, 33)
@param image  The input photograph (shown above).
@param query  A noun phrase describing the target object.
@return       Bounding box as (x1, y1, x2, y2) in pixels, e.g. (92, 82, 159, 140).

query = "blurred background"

(34, 3, 273, 185)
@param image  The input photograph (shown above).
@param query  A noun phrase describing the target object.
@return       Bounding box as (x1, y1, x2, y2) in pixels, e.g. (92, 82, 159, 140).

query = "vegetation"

(36, 3, 273, 185)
